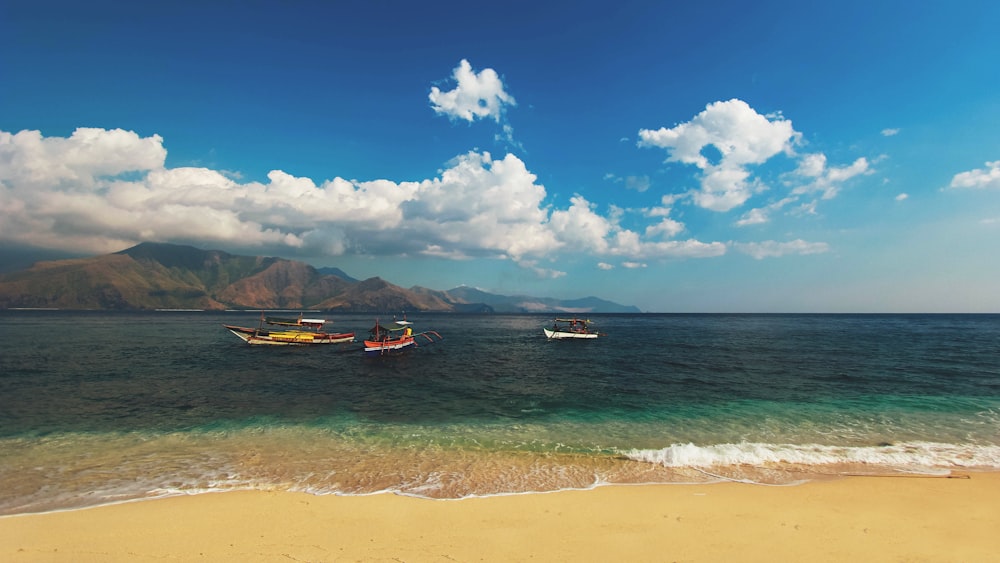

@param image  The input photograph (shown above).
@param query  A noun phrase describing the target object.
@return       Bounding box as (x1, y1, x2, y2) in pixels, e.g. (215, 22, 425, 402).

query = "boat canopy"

(264, 315, 326, 328)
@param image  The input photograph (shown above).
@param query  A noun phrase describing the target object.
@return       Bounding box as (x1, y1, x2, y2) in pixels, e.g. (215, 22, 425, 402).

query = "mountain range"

(0, 242, 640, 313)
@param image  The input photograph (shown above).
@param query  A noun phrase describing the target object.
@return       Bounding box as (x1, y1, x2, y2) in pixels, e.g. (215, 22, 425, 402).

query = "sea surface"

(1, 311, 999, 516)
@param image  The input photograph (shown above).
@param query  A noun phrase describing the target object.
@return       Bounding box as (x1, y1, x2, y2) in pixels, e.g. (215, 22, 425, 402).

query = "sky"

(1, 0, 999, 312)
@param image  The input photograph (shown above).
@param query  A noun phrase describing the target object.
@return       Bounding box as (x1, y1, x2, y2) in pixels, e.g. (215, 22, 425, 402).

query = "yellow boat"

(224, 313, 354, 346)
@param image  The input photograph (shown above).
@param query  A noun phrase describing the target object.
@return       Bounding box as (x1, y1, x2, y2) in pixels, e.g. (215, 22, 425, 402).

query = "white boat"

(543, 318, 601, 339)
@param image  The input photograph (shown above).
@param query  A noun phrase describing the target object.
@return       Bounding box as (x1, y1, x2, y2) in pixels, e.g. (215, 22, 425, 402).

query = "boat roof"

(553, 318, 591, 323)
(265, 315, 326, 327)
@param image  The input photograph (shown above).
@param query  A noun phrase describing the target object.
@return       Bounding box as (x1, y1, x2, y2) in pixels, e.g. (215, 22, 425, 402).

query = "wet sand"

(2, 472, 997, 562)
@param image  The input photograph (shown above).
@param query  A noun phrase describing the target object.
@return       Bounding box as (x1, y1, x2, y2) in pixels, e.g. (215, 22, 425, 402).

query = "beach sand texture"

(2, 473, 997, 562)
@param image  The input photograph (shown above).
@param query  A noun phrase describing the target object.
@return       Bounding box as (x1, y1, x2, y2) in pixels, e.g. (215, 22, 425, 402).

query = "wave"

(620, 441, 1000, 470)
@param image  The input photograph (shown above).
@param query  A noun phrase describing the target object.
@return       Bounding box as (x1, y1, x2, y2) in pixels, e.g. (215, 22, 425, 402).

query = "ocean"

(1, 311, 998, 516)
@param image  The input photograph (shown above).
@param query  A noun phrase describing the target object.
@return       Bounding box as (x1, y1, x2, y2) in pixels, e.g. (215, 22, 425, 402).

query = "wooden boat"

(543, 318, 601, 339)
(224, 313, 354, 346)
(363, 319, 442, 356)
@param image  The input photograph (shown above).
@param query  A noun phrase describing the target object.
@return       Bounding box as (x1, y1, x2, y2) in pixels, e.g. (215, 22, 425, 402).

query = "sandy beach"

(2, 472, 997, 562)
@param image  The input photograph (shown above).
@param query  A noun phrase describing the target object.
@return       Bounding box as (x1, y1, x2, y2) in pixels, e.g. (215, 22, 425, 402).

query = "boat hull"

(543, 328, 599, 339)
(363, 337, 417, 356)
(225, 325, 354, 346)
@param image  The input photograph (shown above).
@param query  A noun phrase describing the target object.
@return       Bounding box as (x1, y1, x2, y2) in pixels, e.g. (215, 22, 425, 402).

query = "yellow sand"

(2, 473, 998, 562)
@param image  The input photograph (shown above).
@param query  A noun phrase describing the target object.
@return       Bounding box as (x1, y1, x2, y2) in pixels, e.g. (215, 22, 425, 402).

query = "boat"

(224, 313, 355, 346)
(543, 318, 602, 339)
(363, 318, 442, 356)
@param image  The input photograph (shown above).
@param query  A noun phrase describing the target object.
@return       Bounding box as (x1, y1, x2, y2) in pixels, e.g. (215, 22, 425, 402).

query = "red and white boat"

(363, 319, 442, 356)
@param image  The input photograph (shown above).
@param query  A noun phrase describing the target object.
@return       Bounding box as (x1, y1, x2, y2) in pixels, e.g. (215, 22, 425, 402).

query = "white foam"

(621, 441, 1000, 469)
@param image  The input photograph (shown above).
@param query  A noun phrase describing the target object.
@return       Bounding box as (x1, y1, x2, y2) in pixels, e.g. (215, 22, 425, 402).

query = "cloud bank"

(0, 127, 730, 273)
(2, 74, 852, 273)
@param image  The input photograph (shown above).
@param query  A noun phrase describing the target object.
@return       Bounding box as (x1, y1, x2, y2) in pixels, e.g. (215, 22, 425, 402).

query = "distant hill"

(316, 266, 358, 283)
(0, 244, 86, 273)
(0, 242, 640, 313)
(442, 285, 640, 313)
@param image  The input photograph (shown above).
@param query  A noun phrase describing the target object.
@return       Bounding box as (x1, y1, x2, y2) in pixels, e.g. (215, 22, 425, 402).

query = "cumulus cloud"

(429, 59, 516, 123)
(638, 99, 799, 211)
(733, 239, 830, 259)
(881, 128, 900, 137)
(636, 100, 873, 224)
(948, 161, 1000, 190)
(0, 127, 732, 270)
(734, 207, 769, 227)
(0, 128, 166, 191)
(645, 217, 685, 238)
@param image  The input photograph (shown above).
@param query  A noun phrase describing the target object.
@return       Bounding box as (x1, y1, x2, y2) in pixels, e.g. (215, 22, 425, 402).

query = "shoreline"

(3, 472, 998, 562)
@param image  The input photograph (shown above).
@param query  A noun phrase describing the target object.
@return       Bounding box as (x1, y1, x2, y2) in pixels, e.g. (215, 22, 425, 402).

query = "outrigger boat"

(543, 318, 602, 339)
(363, 318, 442, 357)
(224, 313, 355, 346)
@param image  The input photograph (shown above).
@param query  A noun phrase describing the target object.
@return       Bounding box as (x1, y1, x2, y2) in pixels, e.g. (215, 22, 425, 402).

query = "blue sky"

(2, 0, 999, 312)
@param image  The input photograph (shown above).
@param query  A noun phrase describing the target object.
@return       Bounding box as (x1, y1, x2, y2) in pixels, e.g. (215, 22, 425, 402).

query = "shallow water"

(1, 311, 998, 515)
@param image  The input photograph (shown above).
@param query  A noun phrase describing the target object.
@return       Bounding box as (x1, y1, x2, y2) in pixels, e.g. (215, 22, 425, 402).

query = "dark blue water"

(1, 311, 998, 515)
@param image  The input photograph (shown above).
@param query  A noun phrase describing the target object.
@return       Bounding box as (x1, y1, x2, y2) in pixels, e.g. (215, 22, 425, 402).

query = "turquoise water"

(1, 311, 998, 515)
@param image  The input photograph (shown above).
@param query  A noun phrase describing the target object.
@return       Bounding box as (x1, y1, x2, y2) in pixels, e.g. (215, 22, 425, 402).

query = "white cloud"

(791, 155, 870, 200)
(796, 153, 827, 177)
(881, 128, 900, 137)
(0, 128, 732, 272)
(606, 173, 651, 192)
(429, 59, 516, 123)
(514, 259, 566, 280)
(547, 195, 614, 254)
(637, 101, 874, 222)
(597, 262, 614, 270)
(948, 161, 1000, 190)
(401, 151, 556, 260)
(0, 128, 166, 191)
(638, 99, 799, 212)
(734, 207, 769, 226)
(622, 261, 647, 269)
(792, 200, 818, 216)
(895, 193, 909, 201)
(734, 196, 798, 227)
(629, 239, 727, 259)
(827, 158, 870, 183)
(645, 217, 685, 238)
(733, 239, 830, 259)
